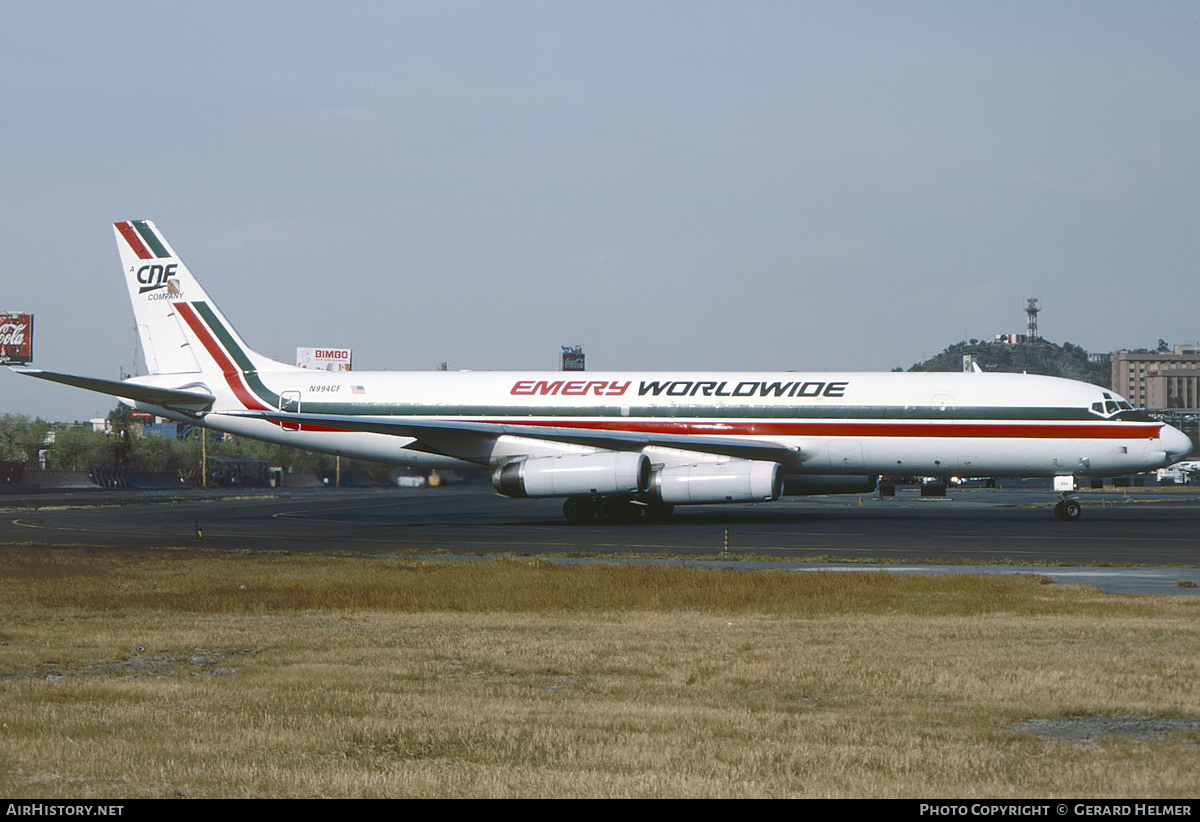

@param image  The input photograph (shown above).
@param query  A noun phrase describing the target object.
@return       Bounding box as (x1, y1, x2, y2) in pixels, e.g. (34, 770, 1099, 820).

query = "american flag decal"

(351, 385, 366, 394)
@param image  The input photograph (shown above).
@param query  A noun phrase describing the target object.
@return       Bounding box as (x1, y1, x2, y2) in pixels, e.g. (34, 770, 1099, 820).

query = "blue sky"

(3, 1, 1198, 420)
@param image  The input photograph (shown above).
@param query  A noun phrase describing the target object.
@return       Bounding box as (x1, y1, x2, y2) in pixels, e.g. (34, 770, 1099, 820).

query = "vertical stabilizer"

(113, 220, 290, 379)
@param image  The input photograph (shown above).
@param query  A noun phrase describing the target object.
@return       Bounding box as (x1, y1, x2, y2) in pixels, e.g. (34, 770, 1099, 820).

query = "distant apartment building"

(1145, 370, 1200, 409)
(1112, 347, 1200, 409)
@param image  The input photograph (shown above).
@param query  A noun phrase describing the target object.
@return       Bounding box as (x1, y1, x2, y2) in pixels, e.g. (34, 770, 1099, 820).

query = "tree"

(106, 404, 133, 466)
(51, 425, 115, 471)
(129, 434, 193, 472)
(908, 340, 1110, 387)
(0, 414, 51, 463)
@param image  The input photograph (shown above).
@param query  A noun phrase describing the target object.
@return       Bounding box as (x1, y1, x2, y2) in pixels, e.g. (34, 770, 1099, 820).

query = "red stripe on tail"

(114, 221, 154, 260)
(173, 302, 272, 412)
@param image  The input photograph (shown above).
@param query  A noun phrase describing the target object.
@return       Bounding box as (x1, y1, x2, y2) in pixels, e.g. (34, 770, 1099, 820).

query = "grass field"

(1, 548, 1198, 798)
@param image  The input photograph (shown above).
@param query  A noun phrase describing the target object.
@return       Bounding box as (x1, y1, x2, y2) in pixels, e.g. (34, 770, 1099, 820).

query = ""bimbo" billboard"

(297, 347, 352, 371)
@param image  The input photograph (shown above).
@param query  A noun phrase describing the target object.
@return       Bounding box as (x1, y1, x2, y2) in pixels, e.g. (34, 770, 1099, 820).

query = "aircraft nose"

(1160, 423, 1193, 462)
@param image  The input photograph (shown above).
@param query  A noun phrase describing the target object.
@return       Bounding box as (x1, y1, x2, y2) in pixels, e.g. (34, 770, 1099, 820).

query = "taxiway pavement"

(3, 482, 1198, 569)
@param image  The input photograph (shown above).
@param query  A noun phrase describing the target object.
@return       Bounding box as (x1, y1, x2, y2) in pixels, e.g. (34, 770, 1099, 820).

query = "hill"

(907, 340, 1109, 388)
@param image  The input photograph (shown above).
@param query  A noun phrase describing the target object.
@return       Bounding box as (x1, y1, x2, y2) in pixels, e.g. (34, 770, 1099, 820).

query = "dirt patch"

(4, 649, 258, 682)
(1016, 716, 1200, 745)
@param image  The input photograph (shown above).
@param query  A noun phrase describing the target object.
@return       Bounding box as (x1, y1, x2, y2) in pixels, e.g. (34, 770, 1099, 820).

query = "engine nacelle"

(493, 452, 651, 498)
(651, 460, 783, 505)
(782, 475, 878, 496)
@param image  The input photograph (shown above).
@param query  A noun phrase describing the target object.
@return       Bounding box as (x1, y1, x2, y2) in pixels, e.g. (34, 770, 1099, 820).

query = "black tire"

(1054, 499, 1082, 522)
(611, 501, 643, 523)
(643, 503, 675, 522)
(595, 497, 641, 523)
(1061, 499, 1082, 521)
(562, 496, 594, 524)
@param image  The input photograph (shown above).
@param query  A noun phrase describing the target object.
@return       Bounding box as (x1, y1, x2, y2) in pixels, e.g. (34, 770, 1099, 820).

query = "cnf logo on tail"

(132, 263, 179, 295)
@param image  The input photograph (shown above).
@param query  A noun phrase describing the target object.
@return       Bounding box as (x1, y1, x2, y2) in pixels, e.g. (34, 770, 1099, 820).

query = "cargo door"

(828, 440, 864, 471)
(280, 391, 301, 432)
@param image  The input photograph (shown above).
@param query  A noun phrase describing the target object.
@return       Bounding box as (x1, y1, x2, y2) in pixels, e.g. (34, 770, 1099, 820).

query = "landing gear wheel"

(595, 497, 641, 523)
(611, 501, 643, 523)
(643, 503, 675, 522)
(1053, 499, 1082, 522)
(562, 496, 595, 524)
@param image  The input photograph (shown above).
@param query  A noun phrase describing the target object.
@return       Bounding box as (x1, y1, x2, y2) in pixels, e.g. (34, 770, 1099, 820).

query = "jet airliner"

(16, 220, 1192, 523)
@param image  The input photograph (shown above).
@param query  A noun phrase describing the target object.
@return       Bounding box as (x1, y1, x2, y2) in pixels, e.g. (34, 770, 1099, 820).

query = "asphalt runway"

(3, 481, 1199, 566)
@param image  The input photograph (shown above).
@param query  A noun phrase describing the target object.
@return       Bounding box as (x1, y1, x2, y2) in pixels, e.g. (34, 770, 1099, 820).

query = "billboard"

(0, 313, 33, 365)
(561, 345, 584, 371)
(297, 347, 352, 371)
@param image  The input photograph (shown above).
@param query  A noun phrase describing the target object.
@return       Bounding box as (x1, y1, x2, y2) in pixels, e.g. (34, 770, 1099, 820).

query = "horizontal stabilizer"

(13, 368, 215, 413)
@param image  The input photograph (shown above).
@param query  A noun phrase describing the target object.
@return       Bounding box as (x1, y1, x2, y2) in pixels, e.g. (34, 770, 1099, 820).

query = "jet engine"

(493, 452, 651, 498)
(650, 460, 783, 504)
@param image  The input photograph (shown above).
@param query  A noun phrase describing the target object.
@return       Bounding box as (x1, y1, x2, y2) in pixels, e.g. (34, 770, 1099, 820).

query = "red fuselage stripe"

(477, 418, 1162, 440)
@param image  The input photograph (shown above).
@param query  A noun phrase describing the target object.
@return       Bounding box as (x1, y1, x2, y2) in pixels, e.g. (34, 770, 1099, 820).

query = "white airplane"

(16, 220, 1193, 523)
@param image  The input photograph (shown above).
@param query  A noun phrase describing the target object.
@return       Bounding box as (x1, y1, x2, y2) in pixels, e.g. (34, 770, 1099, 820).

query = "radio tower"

(1025, 298, 1040, 342)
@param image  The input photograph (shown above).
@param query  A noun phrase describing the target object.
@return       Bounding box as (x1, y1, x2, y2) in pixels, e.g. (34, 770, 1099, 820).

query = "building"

(1145, 369, 1200, 410)
(1112, 347, 1200, 410)
(1112, 347, 1200, 460)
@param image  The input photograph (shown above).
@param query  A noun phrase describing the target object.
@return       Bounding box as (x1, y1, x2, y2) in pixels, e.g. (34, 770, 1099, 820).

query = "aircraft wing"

(13, 368, 216, 413)
(224, 409, 800, 465)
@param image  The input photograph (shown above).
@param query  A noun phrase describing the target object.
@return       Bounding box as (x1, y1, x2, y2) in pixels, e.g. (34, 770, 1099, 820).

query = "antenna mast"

(1025, 298, 1040, 342)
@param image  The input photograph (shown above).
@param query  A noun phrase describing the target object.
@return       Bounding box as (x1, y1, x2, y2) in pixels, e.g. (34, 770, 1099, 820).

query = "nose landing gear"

(1053, 496, 1082, 522)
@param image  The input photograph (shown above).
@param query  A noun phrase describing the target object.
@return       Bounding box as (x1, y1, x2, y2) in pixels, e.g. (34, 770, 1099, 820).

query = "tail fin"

(113, 220, 290, 380)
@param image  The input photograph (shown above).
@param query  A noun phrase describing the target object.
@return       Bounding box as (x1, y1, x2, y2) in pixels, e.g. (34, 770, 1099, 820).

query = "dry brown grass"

(1, 548, 1198, 798)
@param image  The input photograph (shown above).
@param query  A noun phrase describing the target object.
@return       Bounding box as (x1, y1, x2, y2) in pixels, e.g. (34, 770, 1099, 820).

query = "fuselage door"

(829, 439, 864, 471)
(280, 391, 301, 432)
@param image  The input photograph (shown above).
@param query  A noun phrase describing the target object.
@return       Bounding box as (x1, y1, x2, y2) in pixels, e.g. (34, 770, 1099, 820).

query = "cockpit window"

(1089, 395, 1144, 419)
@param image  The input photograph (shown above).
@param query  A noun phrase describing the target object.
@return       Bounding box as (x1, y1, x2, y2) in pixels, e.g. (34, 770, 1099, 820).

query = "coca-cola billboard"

(0, 313, 33, 365)
(561, 345, 585, 372)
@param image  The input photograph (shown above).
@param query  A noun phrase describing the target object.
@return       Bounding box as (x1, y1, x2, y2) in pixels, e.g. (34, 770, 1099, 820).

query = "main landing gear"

(562, 495, 674, 524)
(1051, 475, 1082, 522)
(1053, 496, 1082, 522)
